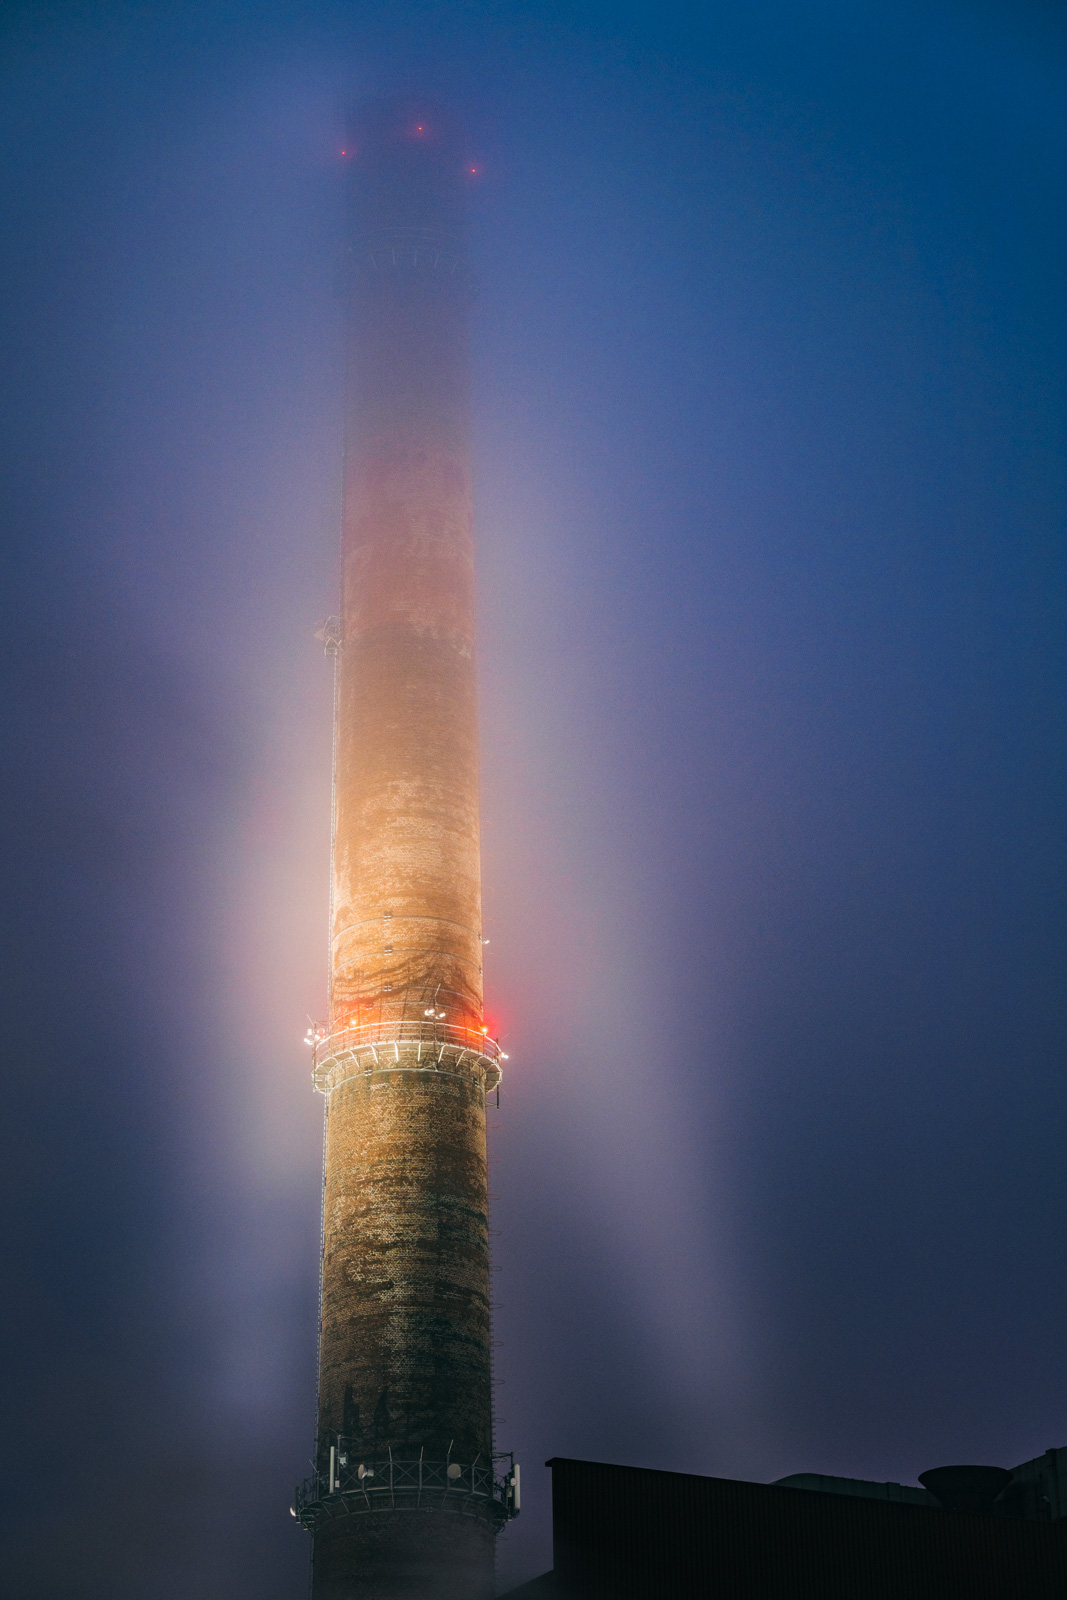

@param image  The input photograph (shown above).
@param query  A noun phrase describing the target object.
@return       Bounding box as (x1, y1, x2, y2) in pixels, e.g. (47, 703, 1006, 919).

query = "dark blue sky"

(2, 1, 1066, 1594)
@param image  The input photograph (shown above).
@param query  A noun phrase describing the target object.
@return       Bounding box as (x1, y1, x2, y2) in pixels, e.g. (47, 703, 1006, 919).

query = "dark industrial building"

(503, 1450, 1067, 1600)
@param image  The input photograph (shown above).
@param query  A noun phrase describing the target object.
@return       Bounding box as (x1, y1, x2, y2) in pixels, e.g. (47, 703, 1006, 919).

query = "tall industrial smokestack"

(293, 99, 516, 1599)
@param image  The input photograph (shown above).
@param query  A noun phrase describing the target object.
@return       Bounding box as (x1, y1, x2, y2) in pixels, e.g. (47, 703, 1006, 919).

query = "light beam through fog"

(0, 3, 1065, 1595)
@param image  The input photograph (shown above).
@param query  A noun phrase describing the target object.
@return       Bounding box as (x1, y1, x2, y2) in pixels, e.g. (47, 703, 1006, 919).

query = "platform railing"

(292, 1449, 518, 1529)
(313, 1015, 502, 1064)
(308, 1015, 506, 1094)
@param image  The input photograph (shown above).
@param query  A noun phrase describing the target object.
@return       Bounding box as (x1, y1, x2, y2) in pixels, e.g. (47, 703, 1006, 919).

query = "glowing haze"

(0, 2, 1065, 1596)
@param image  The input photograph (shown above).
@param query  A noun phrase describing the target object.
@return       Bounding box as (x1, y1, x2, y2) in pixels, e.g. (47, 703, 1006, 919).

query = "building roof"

(522, 1456, 1067, 1600)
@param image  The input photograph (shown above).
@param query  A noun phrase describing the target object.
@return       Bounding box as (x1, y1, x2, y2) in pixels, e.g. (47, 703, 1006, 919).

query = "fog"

(1, 2, 1065, 1593)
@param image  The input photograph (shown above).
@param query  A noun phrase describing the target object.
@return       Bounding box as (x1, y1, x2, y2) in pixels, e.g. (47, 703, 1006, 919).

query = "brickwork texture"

(311, 99, 496, 1600)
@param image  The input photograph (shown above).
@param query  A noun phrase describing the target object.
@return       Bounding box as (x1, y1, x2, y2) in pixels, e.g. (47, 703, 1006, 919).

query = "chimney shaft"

(301, 99, 503, 1600)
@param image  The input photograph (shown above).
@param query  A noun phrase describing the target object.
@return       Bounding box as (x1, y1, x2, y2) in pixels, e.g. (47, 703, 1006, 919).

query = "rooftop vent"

(918, 1465, 1012, 1515)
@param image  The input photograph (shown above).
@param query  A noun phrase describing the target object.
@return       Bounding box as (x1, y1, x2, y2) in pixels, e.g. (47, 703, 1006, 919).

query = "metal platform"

(309, 1016, 504, 1097)
(293, 1450, 518, 1530)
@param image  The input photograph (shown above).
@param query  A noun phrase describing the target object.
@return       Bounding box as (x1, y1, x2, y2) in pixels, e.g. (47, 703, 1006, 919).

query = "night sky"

(2, 2, 1066, 1595)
